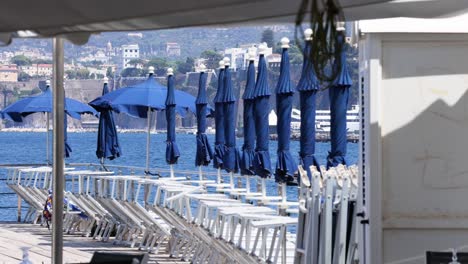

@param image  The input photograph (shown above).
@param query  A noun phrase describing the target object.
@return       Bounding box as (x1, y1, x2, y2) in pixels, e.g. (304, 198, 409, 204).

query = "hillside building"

(166, 42, 181, 57)
(121, 44, 140, 69)
(0, 64, 18, 82)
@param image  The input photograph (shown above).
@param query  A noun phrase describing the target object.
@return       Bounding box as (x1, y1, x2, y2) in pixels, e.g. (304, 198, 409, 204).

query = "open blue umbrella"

(222, 61, 240, 173)
(89, 74, 197, 118)
(165, 69, 180, 166)
(1, 82, 97, 161)
(213, 61, 226, 169)
(96, 79, 121, 162)
(240, 58, 256, 176)
(1, 85, 97, 122)
(327, 32, 352, 168)
(252, 49, 272, 178)
(89, 68, 204, 174)
(195, 68, 213, 167)
(275, 38, 297, 183)
(297, 32, 321, 179)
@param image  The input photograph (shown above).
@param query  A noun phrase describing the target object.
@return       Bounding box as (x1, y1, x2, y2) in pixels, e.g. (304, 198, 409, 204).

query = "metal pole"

(46, 112, 49, 164)
(146, 107, 151, 172)
(144, 107, 151, 203)
(52, 36, 64, 264)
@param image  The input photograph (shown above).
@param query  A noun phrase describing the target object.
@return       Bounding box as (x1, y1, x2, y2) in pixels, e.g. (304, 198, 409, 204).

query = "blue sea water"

(0, 132, 358, 221)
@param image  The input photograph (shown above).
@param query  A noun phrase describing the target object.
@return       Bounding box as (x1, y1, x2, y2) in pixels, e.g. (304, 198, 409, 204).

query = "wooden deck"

(0, 222, 188, 264)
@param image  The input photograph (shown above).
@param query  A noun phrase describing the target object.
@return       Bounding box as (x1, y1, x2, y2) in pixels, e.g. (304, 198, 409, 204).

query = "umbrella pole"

(281, 183, 287, 203)
(144, 107, 151, 203)
(245, 175, 251, 194)
(217, 168, 222, 184)
(229, 172, 234, 189)
(261, 178, 267, 197)
(52, 36, 65, 264)
(170, 164, 174, 178)
(46, 112, 50, 165)
(198, 166, 203, 183)
(145, 107, 151, 173)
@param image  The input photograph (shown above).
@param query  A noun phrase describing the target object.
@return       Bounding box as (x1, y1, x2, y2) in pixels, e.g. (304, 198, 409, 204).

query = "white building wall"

(122, 44, 140, 69)
(359, 16, 468, 263)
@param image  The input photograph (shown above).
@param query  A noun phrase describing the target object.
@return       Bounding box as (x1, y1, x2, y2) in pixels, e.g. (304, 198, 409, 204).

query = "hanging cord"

(295, 0, 345, 85)
(144, 170, 161, 178)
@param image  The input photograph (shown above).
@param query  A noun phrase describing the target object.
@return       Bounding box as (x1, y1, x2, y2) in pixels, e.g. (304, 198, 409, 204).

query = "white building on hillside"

(224, 43, 273, 70)
(121, 44, 140, 69)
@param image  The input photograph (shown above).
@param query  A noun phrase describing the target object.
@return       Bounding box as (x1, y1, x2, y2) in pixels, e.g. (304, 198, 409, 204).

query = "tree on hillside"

(66, 68, 90, 79)
(18, 72, 31, 82)
(10, 55, 32, 66)
(274, 41, 303, 64)
(127, 58, 145, 68)
(106, 67, 113, 78)
(145, 58, 173, 76)
(261, 29, 275, 49)
(176, 57, 194, 74)
(121, 67, 145, 77)
(32, 59, 52, 64)
(288, 43, 303, 64)
(201, 50, 223, 70)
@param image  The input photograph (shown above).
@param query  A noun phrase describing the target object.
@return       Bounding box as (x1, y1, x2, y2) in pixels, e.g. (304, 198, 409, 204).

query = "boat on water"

(274, 104, 360, 134)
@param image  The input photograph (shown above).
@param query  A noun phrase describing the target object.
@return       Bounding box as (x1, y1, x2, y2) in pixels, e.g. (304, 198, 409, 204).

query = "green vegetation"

(176, 57, 194, 74)
(18, 72, 31, 82)
(66, 68, 90, 79)
(261, 29, 275, 49)
(145, 58, 175, 76)
(106, 67, 113, 78)
(200, 50, 223, 70)
(32, 59, 52, 64)
(10, 55, 31, 66)
(120, 68, 145, 77)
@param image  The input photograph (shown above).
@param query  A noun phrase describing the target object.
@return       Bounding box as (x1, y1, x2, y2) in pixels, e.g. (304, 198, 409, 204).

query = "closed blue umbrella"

(64, 114, 72, 158)
(195, 68, 213, 166)
(165, 69, 180, 165)
(240, 58, 256, 176)
(252, 49, 272, 178)
(213, 60, 226, 169)
(297, 30, 321, 179)
(327, 32, 352, 168)
(275, 38, 297, 183)
(96, 79, 121, 161)
(222, 61, 239, 173)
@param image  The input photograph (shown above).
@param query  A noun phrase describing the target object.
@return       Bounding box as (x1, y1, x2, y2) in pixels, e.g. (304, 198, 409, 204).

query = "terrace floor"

(0, 222, 187, 264)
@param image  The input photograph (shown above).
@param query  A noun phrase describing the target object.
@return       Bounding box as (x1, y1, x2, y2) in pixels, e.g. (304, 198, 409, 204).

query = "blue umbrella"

(165, 70, 180, 165)
(89, 68, 206, 173)
(252, 51, 272, 178)
(327, 32, 352, 168)
(89, 74, 197, 118)
(1, 86, 97, 122)
(1, 82, 97, 161)
(213, 61, 226, 169)
(195, 69, 213, 167)
(222, 62, 239, 173)
(240, 58, 256, 176)
(275, 39, 297, 183)
(297, 34, 321, 179)
(96, 80, 121, 161)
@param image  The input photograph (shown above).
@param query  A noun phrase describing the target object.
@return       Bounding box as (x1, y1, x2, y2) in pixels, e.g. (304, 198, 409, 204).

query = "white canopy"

(0, 0, 467, 44)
